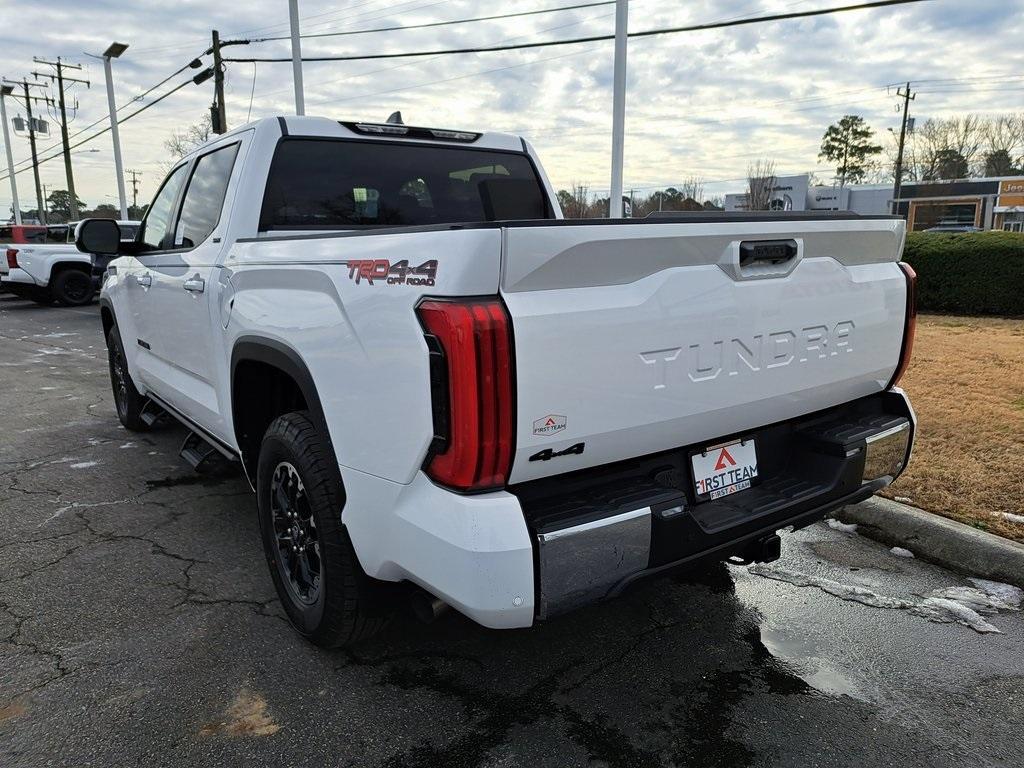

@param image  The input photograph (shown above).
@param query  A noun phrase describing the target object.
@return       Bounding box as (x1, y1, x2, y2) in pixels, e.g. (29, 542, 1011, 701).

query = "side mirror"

(75, 219, 122, 256)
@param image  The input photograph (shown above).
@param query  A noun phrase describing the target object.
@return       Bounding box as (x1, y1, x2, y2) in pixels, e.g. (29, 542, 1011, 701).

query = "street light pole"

(0, 85, 22, 225)
(288, 0, 305, 116)
(102, 42, 129, 220)
(608, 0, 628, 218)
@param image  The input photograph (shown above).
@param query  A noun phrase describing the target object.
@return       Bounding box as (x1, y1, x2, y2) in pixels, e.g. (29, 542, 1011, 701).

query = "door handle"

(183, 277, 205, 293)
(136, 273, 152, 288)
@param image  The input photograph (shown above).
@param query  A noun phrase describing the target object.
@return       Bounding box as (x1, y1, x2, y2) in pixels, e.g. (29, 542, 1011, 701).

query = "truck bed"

(231, 212, 908, 487)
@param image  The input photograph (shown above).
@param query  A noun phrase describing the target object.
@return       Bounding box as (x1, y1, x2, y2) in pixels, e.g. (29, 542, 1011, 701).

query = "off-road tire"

(52, 268, 95, 306)
(106, 324, 149, 431)
(257, 411, 389, 647)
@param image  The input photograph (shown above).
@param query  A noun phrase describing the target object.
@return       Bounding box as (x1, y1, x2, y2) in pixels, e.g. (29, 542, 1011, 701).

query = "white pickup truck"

(1, 220, 139, 305)
(77, 115, 917, 647)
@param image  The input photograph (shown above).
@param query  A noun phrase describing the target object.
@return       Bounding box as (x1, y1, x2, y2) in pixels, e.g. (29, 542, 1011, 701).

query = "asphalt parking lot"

(2, 293, 1023, 768)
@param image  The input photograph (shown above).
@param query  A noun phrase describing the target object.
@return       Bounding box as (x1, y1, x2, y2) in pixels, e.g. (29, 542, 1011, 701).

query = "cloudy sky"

(1, 0, 1022, 215)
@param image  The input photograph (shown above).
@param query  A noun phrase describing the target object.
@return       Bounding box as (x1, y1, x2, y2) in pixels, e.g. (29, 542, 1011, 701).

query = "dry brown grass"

(881, 314, 1024, 542)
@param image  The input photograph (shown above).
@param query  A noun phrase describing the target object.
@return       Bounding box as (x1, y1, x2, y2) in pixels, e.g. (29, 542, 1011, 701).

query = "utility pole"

(892, 82, 915, 216)
(0, 84, 21, 225)
(211, 30, 227, 134)
(127, 169, 141, 211)
(608, 0, 628, 218)
(3, 79, 49, 224)
(33, 57, 89, 221)
(288, 0, 306, 115)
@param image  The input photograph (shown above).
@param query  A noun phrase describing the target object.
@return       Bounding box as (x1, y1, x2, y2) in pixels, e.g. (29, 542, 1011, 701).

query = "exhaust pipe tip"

(410, 590, 449, 624)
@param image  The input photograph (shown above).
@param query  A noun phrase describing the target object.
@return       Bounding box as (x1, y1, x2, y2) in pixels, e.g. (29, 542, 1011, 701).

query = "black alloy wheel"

(53, 269, 94, 306)
(269, 461, 322, 606)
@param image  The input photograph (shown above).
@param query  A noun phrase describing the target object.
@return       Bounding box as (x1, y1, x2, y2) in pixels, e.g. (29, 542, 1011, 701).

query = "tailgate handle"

(739, 239, 797, 268)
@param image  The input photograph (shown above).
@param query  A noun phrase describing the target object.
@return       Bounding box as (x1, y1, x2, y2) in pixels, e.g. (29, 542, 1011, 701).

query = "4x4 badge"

(533, 414, 566, 436)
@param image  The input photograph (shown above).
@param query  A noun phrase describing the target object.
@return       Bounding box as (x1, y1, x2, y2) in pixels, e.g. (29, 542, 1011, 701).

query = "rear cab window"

(259, 139, 552, 230)
(0, 226, 47, 244)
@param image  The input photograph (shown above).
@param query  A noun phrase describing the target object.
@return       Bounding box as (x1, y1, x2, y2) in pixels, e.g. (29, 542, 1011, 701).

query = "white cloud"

(1, 0, 1022, 213)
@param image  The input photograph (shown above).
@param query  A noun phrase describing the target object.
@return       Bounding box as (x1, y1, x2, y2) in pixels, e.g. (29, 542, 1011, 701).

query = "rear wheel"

(257, 411, 389, 647)
(106, 324, 149, 431)
(52, 269, 95, 306)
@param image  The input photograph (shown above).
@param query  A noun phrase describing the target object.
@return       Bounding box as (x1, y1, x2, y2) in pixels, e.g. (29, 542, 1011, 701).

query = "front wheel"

(106, 324, 149, 431)
(52, 269, 95, 306)
(257, 411, 389, 647)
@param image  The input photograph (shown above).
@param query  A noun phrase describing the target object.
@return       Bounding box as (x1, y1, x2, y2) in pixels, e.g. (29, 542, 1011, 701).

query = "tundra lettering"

(640, 321, 857, 390)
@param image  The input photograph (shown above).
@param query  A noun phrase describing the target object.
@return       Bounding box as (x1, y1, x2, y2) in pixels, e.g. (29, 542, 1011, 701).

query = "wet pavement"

(2, 293, 1023, 768)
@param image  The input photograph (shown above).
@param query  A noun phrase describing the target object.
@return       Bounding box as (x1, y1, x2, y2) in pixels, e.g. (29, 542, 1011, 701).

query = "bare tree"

(556, 182, 592, 218)
(160, 114, 214, 172)
(746, 159, 777, 210)
(982, 114, 1024, 175)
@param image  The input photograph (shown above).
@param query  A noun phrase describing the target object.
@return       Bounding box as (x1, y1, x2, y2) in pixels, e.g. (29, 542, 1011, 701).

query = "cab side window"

(139, 164, 189, 252)
(174, 143, 239, 249)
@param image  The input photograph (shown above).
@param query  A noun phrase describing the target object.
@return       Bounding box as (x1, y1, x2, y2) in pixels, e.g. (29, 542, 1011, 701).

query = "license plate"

(691, 438, 758, 500)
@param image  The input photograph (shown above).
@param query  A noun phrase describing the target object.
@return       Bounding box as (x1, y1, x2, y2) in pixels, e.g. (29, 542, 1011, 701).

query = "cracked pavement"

(1, 294, 1023, 767)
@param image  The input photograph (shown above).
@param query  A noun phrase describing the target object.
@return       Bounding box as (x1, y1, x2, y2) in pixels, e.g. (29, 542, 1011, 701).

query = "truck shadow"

(333, 564, 815, 768)
(141, 426, 836, 768)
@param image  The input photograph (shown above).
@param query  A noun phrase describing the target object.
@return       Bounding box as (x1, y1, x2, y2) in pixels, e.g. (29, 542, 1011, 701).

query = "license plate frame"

(690, 437, 759, 501)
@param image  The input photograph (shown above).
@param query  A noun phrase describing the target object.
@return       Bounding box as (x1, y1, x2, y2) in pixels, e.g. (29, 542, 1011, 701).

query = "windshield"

(259, 139, 551, 230)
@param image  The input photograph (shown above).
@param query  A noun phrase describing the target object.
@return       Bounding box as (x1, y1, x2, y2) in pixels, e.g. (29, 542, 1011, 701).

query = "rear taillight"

(416, 297, 514, 492)
(5, 248, 18, 269)
(888, 262, 917, 389)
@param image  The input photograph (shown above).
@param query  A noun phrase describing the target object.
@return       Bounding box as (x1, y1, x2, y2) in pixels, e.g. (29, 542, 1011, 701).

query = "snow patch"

(750, 564, 1017, 634)
(893, 496, 913, 504)
(890, 547, 915, 558)
(998, 511, 1024, 526)
(69, 461, 98, 469)
(968, 578, 1023, 608)
(827, 519, 858, 534)
(41, 498, 131, 527)
(119, 442, 136, 449)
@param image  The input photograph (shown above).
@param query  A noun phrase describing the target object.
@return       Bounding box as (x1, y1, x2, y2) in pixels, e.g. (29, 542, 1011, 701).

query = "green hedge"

(901, 231, 1024, 316)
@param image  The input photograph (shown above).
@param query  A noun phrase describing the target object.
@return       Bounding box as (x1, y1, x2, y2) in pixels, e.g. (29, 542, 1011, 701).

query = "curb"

(837, 496, 1024, 589)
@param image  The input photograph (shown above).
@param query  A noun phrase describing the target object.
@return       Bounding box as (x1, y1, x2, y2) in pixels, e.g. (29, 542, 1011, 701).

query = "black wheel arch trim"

(230, 336, 338, 481)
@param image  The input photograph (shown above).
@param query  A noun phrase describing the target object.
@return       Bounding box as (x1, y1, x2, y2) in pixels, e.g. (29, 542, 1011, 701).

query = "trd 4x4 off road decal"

(342, 259, 437, 286)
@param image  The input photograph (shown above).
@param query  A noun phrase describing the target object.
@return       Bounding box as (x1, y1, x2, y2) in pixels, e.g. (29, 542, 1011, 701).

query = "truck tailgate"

(501, 217, 908, 483)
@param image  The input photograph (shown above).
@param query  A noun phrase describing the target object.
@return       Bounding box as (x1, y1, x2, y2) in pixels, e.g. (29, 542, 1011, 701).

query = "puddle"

(759, 626, 865, 699)
(750, 564, 1020, 634)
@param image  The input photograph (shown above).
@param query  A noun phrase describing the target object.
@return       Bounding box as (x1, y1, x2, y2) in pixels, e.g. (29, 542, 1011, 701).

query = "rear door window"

(260, 139, 550, 229)
(173, 143, 239, 248)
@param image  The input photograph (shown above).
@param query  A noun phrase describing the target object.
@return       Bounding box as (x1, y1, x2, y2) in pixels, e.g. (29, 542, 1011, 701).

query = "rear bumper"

(344, 389, 914, 629)
(1, 268, 39, 287)
(515, 388, 915, 620)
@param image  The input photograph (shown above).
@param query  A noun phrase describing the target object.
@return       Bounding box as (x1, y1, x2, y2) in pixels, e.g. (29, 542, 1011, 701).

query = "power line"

(5, 56, 207, 174)
(224, 0, 931, 63)
(244, 1, 617, 43)
(0, 77, 195, 183)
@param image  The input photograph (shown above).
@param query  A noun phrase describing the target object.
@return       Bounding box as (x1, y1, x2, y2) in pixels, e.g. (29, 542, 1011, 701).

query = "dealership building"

(724, 174, 1024, 231)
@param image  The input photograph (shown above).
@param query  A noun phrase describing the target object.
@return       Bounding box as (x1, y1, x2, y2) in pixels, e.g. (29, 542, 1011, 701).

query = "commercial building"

(724, 173, 1024, 231)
